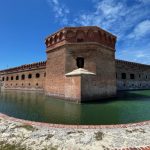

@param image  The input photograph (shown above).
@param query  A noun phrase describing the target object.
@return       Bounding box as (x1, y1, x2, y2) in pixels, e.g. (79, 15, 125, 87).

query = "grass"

(13, 124, 35, 131)
(0, 141, 26, 150)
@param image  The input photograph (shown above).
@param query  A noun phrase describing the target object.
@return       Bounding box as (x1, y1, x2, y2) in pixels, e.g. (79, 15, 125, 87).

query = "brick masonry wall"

(0, 63, 46, 91)
(65, 76, 81, 102)
(0, 26, 150, 101)
(80, 45, 116, 101)
(116, 60, 150, 90)
(64, 42, 116, 102)
(45, 47, 66, 97)
(0, 59, 150, 99)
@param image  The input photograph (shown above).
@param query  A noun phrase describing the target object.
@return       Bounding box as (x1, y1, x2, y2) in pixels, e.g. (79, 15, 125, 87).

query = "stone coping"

(65, 68, 96, 76)
(0, 113, 150, 129)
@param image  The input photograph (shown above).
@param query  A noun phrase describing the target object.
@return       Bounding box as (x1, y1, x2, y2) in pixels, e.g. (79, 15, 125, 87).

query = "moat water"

(0, 90, 150, 125)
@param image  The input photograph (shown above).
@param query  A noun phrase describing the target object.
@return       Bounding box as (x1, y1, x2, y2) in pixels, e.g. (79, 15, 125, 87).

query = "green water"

(0, 90, 150, 125)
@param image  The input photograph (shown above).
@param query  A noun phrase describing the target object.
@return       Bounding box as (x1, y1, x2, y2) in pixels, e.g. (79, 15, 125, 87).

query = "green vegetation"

(50, 147, 58, 150)
(95, 131, 104, 141)
(67, 130, 84, 135)
(67, 131, 76, 135)
(14, 124, 35, 131)
(0, 141, 27, 150)
(126, 128, 146, 134)
(77, 130, 84, 134)
(45, 134, 54, 140)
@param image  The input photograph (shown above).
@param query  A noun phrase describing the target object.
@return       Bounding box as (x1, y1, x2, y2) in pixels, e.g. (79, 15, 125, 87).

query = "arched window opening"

(36, 83, 39, 86)
(130, 74, 135, 79)
(77, 38, 84, 42)
(36, 73, 40, 78)
(59, 32, 63, 40)
(6, 77, 9, 81)
(28, 74, 32, 79)
(139, 74, 141, 78)
(54, 35, 58, 43)
(2, 77, 5, 81)
(44, 72, 46, 77)
(22, 75, 25, 80)
(29, 83, 31, 86)
(16, 76, 19, 80)
(76, 31, 85, 43)
(121, 73, 126, 79)
(50, 37, 53, 44)
(11, 76, 14, 80)
(76, 57, 84, 68)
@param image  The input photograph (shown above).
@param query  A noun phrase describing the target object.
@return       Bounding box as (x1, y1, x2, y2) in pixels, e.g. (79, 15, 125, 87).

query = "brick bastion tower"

(45, 26, 117, 102)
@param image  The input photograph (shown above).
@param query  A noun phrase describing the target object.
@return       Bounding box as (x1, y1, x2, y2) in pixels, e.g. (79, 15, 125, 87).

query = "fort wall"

(116, 60, 150, 90)
(0, 59, 150, 100)
(45, 26, 117, 102)
(0, 61, 46, 91)
(0, 26, 150, 102)
(45, 47, 66, 98)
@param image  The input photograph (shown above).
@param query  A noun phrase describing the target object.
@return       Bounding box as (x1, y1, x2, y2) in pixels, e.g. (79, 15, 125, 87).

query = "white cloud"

(46, 0, 70, 25)
(136, 53, 146, 58)
(128, 20, 150, 39)
(73, 0, 125, 29)
(73, 0, 150, 40)
(138, 0, 150, 4)
(46, 0, 150, 39)
(46, 0, 150, 64)
(117, 47, 150, 65)
(95, 0, 124, 18)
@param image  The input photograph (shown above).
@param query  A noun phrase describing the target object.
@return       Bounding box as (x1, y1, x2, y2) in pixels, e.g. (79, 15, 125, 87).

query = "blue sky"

(0, 0, 150, 70)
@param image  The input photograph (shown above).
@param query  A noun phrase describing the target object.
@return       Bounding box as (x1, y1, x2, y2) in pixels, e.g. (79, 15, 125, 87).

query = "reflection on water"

(0, 90, 150, 125)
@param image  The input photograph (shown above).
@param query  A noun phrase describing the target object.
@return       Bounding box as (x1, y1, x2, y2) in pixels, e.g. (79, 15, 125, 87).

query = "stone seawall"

(0, 113, 150, 150)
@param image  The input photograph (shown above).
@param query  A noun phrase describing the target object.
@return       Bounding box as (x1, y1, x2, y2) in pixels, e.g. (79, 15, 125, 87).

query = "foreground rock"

(0, 114, 150, 150)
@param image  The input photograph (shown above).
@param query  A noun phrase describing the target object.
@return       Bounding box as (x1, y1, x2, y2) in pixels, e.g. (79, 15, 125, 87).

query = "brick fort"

(0, 26, 150, 102)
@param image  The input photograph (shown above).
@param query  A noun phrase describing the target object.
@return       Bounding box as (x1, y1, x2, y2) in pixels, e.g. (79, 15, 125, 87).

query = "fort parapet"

(45, 26, 116, 50)
(0, 26, 150, 102)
